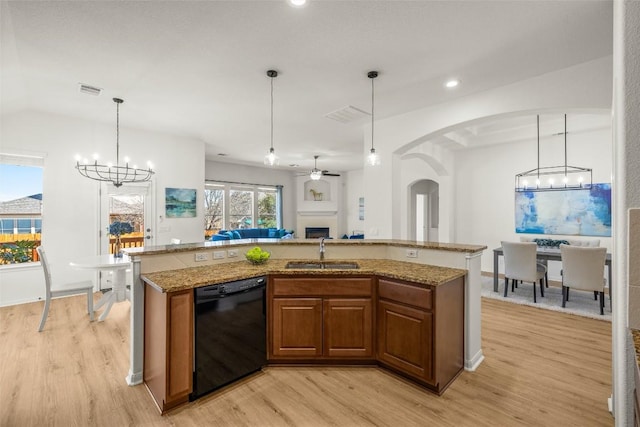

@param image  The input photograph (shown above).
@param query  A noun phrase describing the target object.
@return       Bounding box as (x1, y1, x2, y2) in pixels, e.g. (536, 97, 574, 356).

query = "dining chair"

(518, 237, 549, 288)
(501, 241, 546, 303)
(36, 246, 95, 332)
(559, 244, 607, 315)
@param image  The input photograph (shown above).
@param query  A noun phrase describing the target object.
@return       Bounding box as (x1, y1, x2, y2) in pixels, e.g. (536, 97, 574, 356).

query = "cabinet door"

(377, 300, 432, 381)
(271, 298, 323, 357)
(324, 298, 373, 358)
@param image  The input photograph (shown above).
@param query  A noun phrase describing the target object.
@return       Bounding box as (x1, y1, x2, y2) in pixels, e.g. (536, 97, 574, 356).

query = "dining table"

(492, 246, 613, 293)
(70, 254, 132, 321)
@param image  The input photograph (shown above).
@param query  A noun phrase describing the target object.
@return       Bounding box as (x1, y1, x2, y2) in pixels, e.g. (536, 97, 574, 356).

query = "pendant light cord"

(116, 101, 120, 168)
(564, 114, 568, 176)
(270, 75, 274, 151)
(371, 76, 375, 151)
(536, 115, 540, 184)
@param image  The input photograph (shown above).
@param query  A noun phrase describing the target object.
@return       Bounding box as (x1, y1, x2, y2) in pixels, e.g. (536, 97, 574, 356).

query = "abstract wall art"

(515, 183, 611, 236)
(165, 188, 197, 218)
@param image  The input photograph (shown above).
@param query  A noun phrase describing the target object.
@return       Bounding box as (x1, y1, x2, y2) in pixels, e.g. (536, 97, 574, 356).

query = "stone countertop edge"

(126, 238, 487, 256)
(141, 259, 467, 293)
(633, 329, 640, 369)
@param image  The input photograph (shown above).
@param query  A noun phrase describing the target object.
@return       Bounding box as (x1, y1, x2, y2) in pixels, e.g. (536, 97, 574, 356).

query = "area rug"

(481, 275, 611, 321)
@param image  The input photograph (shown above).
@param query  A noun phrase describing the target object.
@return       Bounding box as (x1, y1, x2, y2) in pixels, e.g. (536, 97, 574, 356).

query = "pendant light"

(367, 71, 380, 166)
(310, 155, 322, 180)
(264, 69, 280, 166)
(75, 98, 154, 187)
(515, 114, 592, 192)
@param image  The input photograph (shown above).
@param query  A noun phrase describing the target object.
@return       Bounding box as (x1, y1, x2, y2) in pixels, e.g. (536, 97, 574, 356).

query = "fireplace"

(305, 227, 330, 239)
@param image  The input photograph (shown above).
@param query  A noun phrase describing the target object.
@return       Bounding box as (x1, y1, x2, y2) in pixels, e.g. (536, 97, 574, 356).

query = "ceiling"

(0, 1, 613, 173)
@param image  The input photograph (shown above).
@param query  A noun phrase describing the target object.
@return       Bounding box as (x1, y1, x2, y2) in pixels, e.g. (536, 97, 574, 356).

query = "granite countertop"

(141, 258, 467, 293)
(126, 238, 487, 257)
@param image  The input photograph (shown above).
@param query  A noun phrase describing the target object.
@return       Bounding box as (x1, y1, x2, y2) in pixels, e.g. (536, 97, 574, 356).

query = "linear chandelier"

(75, 98, 154, 187)
(515, 114, 592, 192)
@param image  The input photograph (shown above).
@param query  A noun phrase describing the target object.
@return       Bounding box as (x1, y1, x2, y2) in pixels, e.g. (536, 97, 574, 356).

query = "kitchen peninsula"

(125, 239, 486, 411)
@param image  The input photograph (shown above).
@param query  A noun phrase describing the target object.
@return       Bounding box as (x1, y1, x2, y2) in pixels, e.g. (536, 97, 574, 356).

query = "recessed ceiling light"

(288, 0, 307, 7)
(445, 79, 460, 88)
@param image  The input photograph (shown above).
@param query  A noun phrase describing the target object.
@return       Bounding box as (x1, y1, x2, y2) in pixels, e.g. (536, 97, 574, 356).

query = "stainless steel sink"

(285, 261, 359, 270)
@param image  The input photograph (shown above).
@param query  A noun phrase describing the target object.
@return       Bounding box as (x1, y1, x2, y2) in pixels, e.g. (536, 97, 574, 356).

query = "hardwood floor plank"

(0, 295, 613, 426)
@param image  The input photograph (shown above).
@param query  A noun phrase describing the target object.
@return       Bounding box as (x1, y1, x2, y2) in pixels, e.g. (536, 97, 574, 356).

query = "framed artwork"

(359, 197, 365, 220)
(165, 188, 197, 218)
(515, 183, 611, 236)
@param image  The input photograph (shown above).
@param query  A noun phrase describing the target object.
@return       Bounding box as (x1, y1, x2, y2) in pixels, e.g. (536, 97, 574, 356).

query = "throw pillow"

(232, 230, 242, 239)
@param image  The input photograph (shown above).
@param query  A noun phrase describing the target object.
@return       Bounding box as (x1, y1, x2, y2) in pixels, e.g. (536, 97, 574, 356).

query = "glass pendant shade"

(367, 148, 380, 166)
(264, 147, 279, 166)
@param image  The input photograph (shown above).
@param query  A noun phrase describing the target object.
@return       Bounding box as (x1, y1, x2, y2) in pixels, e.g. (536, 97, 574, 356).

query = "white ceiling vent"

(78, 83, 102, 96)
(324, 105, 370, 123)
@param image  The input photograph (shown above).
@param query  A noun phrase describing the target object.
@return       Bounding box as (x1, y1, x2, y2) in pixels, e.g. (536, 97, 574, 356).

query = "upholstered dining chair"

(501, 241, 547, 303)
(559, 244, 607, 315)
(36, 246, 94, 331)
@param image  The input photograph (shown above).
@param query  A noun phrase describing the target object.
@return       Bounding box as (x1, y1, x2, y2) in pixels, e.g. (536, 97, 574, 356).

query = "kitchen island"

(125, 239, 486, 411)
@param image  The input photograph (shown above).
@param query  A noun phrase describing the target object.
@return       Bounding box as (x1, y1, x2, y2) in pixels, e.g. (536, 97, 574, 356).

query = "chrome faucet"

(319, 237, 325, 261)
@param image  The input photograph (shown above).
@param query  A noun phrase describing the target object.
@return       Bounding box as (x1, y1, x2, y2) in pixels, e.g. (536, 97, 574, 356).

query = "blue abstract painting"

(515, 183, 611, 236)
(165, 188, 197, 218)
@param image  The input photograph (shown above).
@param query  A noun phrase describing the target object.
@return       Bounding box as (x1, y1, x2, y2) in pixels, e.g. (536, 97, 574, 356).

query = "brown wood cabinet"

(377, 277, 464, 394)
(378, 299, 433, 380)
(143, 283, 193, 413)
(324, 298, 373, 358)
(271, 298, 323, 357)
(269, 276, 374, 360)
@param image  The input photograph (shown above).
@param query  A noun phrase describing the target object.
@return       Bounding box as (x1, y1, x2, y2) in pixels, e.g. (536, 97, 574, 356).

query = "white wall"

(454, 114, 612, 277)
(363, 56, 613, 240)
(345, 169, 364, 236)
(204, 160, 297, 232)
(0, 110, 204, 306)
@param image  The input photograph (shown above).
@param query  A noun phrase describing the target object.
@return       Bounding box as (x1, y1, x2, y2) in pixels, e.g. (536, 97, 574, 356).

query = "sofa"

(210, 228, 294, 241)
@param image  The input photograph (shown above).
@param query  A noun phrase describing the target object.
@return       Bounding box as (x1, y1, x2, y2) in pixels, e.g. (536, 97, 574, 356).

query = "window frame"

(205, 180, 282, 232)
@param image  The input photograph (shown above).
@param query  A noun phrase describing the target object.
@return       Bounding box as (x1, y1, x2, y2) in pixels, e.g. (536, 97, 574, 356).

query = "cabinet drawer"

(272, 277, 372, 297)
(378, 279, 432, 310)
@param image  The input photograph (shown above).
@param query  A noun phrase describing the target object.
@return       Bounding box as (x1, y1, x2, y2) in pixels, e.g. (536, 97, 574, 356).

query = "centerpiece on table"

(245, 246, 270, 265)
(109, 221, 134, 258)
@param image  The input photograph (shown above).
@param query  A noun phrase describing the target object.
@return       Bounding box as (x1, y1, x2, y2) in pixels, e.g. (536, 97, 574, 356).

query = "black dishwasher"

(191, 276, 267, 400)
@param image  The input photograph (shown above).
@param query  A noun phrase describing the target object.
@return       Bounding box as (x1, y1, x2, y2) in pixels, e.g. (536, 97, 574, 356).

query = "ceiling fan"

(299, 155, 341, 180)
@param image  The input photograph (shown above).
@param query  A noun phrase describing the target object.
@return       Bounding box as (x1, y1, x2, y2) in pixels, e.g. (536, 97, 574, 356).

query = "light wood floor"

(0, 294, 613, 426)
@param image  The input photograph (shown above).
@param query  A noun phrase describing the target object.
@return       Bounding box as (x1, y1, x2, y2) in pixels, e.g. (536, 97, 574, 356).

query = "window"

(257, 188, 277, 228)
(204, 184, 224, 237)
(229, 188, 253, 229)
(0, 154, 44, 265)
(204, 181, 282, 235)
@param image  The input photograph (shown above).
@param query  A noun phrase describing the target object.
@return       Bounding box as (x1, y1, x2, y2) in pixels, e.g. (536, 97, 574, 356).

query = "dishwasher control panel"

(195, 276, 266, 301)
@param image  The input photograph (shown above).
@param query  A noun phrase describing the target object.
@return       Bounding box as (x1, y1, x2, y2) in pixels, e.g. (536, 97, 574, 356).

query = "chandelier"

(75, 98, 154, 187)
(515, 114, 592, 192)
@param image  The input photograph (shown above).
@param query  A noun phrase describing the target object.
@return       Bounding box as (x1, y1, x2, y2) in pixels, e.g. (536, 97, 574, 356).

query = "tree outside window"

(204, 182, 281, 236)
(229, 189, 253, 229)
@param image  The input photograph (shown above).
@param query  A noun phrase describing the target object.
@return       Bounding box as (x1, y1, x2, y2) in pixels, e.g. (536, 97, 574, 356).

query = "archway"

(408, 179, 439, 241)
